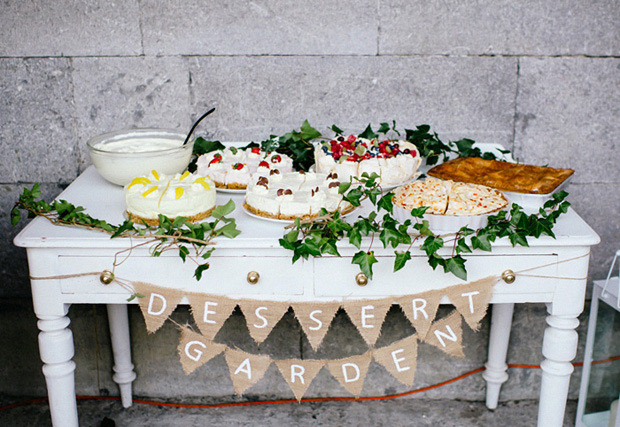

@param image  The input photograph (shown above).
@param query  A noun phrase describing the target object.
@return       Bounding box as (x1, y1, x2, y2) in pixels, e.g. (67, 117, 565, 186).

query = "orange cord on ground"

(1, 355, 618, 412)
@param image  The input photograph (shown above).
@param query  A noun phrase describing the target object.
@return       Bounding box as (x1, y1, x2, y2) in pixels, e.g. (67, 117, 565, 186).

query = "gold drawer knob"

(502, 269, 516, 284)
(100, 270, 115, 285)
(247, 271, 260, 285)
(356, 272, 369, 287)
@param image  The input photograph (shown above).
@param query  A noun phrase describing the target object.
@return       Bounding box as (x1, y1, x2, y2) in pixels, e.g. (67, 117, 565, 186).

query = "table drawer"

(58, 255, 311, 296)
(313, 254, 558, 297)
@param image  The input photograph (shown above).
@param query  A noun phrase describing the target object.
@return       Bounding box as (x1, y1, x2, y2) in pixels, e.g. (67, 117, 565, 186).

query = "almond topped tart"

(244, 171, 354, 221)
(196, 146, 294, 190)
(427, 157, 574, 194)
(124, 170, 216, 226)
(392, 177, 508, 233)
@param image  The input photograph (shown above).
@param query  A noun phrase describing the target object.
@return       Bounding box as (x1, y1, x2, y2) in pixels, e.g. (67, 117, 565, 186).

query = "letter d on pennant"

(134, 282, 185, 333)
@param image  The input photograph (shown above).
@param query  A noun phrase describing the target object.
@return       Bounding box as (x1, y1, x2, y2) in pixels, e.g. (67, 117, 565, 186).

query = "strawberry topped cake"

(315, 135, 422, 186)
(196, 147, 294, 189)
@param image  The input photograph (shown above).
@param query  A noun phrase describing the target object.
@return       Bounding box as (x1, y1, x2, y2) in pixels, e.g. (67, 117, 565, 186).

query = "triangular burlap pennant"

(446, 276, 498, 330)
(177, 327, 225, 375)
(275, 359, 325, 402)
(238, 300, 290, 344)
(224, 349, 272, 395)
(372, 335, 418, 386)
(398, 289, 442, 340)
(342, 299, 392, 346)
(187, 293, 237, 340)
(326, 352, 372, 398)
(423, 311, 465, 358)
(291, 302, 340, 351)
(133, 282, 185, 333)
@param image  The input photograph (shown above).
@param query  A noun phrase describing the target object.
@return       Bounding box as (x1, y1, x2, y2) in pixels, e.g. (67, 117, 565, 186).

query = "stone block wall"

(1, 0, 619, 402)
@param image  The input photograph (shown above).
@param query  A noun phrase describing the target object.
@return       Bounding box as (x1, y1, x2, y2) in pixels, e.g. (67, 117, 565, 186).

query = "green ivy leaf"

(331, 124, 344, 135)
(352, 250, 378, 279)
(456, 239, 472, 254)
(194, 263, 210, 281)
(179, 246, 189, 262)
(410, 206, 430, 218)
(377, 192, 394, 214)
(358, 124, 378, 140)
(378, 122, 390, 134)
(445, 256, 467, 280)
(394, 251, 412, 272)
(211, 199, 236, 219)
(348, 227, 362, 249)
(421, 235, 444, 257)
(471, 234, 492, 252)
(300, 120, 321, 140)
(10, 207, 21, 226)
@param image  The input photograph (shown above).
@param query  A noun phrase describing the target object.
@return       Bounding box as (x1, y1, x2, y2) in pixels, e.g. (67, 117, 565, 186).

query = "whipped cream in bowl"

(87, 128, 194, 186)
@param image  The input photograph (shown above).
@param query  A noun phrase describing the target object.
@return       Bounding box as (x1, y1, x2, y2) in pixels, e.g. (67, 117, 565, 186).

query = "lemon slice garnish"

(151, 170, 160, 180)
(127, 177, 151, 189)
(194, 176, 211, 190)
(179, 171, 190, 180)
(142, 186, 158, 197)
(175, 187, 184, 199)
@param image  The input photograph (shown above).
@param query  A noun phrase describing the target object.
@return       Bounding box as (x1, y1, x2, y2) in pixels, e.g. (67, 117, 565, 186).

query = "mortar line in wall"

(376, 0, 381, 55)
(1, 53, 619, 60)
(67, 57, 81, 181)
(137, 0, 146, 57)
(511, 58, 520, 154)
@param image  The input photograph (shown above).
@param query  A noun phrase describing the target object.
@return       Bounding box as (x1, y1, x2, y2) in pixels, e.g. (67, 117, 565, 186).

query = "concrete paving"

(0, 396, 577, 426)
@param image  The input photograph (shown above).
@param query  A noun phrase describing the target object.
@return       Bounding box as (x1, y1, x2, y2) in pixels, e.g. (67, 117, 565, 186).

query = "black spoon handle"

(183, 107, 216, 146)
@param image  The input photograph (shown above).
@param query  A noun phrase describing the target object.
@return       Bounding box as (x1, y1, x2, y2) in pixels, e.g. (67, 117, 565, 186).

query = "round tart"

(124, 170, 216, 225)
(315, 135, 422, 186)
(196, 147, 294, 189)
(244, 171, 353, 220)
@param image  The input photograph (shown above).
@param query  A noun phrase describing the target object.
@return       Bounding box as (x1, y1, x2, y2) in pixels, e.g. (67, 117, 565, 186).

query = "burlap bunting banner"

(238, 300, 290, 344)
(424, 311, 465, 358)
(291, 302, 340, 351)
(134, 282, 185, 333)
(188, 293, 237, 340)
(275, 359, 325, 402)
(447, 276, 498, 330)
(372, 335, 418, 386)
(225, 349, 272, 395)
(177, 327, 225, 375)
(326, 352, 372, 398)
(342, 299, 393, 346)
(398, 289, 442, 340)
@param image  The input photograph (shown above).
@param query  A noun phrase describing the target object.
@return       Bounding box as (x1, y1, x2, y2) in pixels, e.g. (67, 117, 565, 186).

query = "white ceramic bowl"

(87, 129, 194, 186)
(393, 204, 491, 235)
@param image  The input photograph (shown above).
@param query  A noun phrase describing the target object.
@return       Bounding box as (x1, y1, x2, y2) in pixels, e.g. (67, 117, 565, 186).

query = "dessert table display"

(14, 166, 599, 427)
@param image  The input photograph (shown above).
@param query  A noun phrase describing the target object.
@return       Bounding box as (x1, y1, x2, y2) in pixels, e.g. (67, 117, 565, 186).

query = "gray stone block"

(72, 57, 192, 173)
(0, 183, 65, 299)
(0, 59, 78, 183)
(0, 0, 142, 56)
(514, 58, 620, 184)
(188, 56, 517, 147)
(379, 0, 620, 56)
(140, 0, 377, 56)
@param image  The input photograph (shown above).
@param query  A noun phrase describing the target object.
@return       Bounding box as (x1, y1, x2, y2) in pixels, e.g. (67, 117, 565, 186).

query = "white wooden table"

(14, 166, 600, 427)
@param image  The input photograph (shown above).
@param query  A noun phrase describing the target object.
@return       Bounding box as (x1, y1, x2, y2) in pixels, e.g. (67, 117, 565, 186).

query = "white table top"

(14, 166, 600, 251)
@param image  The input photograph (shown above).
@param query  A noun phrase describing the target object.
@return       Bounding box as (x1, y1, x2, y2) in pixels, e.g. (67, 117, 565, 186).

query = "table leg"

(482, 303, 515, 410)
(37, 306, 78, 427)
(107, 304, 137, 408)
(538, 309, 580, 427)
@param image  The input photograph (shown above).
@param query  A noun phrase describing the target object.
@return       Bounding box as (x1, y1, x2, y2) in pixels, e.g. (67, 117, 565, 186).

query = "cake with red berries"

(196, 147, 294, 189)
(244, 171, 353, 220)
(315, 135, 422, 186)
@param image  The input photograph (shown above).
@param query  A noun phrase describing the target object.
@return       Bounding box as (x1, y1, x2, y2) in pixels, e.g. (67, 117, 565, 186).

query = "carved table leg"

(483, 303, 515, 409)
(37, 306, 78, 427)
(107, 304, 137, 408)
(538, 310, 580, 427)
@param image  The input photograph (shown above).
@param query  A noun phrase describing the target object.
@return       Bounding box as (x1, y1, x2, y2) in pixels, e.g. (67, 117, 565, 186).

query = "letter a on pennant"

(446, 276, 497, 330)
(177, 327, 225, 375)
(275, 359, 325, 402)
(238, 300, 290, 344)
(187, 293, 237, 340)
(423, 311, 465, 358)
(134, 282, 185, 333)
(372, 335, 418, 386)
(224, 349, 272, 395)
(326, 352, 372, 398)
(291, 302, 340, 351)
(397, 289, 442, 340)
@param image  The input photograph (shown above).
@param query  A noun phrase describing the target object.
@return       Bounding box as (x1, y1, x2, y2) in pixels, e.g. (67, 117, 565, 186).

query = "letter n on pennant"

(134, 282, 184, 333)
(177, 327, 225, 375)
(224, 349, 272, 395)
(424, 311, 465, 358)
(275, 359, 325, 402)
(326, 352, 372, 398)
(372, 335, 418, 386)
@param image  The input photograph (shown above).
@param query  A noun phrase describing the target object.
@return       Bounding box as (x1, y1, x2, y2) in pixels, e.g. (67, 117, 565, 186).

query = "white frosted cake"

(196, 147, 294, 189)
(124, 170, 216, 225)
(315, 135, 422, 186)
(244, 171, 353, 220)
